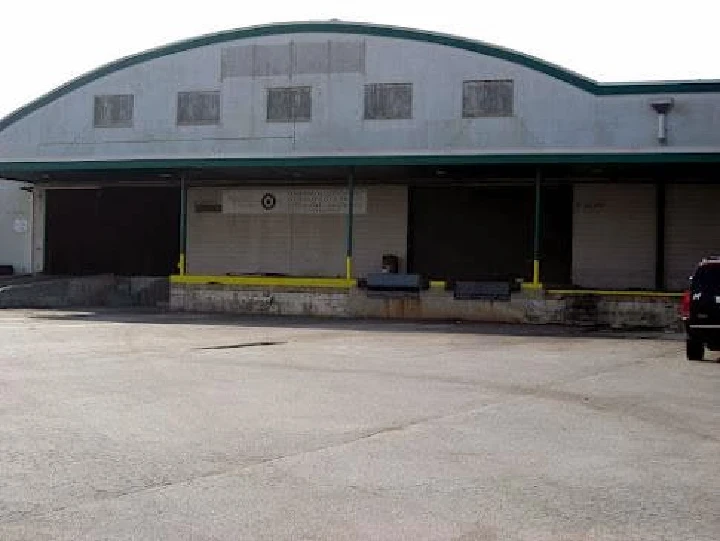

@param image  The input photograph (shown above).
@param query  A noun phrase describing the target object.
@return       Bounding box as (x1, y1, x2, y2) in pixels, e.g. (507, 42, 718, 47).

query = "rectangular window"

(93, 94, 134, 128)
(266, 87, 312, 122)
(463, 80, 513, 117)
(364, 83, 412, 120)
(177, 91, 221, 126)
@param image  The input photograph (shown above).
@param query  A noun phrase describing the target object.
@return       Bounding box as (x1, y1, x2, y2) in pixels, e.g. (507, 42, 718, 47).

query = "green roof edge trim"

(2, 152, 720, 177)
(1, 21, 720, 134)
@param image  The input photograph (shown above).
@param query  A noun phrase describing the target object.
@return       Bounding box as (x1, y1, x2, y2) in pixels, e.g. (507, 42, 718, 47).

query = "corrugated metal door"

(45, 188, 180, 276)
(665, 184, 720, 291)
(572, 184, 656, 289)
(410, 186, 533, 282)
(354, 186, 408, 277)
(290, 214, 345, 276)
(187, 188, 291, 275)
(187, 186, 408, 278)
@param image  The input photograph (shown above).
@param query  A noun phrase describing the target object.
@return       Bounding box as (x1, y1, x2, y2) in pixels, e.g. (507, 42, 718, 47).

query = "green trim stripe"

(2, 152, 720, 177)
(1, 21, 720, 134)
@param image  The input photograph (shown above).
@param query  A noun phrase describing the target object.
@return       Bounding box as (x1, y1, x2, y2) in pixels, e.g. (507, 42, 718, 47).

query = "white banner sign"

(222, 188, 367, 215)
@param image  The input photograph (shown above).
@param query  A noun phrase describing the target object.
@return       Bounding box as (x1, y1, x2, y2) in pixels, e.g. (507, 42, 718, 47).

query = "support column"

(178, 173, 188, 275)
(32, 187, 45, 274)
(531, 167, 543, 288)
(345, 168, 355, 280)
(655, 180, 666, 291)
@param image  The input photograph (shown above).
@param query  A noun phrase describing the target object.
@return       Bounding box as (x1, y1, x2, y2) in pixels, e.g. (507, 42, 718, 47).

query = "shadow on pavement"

(18, 307, 684, 341)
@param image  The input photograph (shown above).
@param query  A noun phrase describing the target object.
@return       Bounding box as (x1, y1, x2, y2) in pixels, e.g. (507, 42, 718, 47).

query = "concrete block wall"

(0, 275, 117, 308)
(0, 275, 169, 309)
(170, 284, 350, 317)
(170, 284, 681, 330)
(539, 293, 681, 330)
(348, 288, 526, 323)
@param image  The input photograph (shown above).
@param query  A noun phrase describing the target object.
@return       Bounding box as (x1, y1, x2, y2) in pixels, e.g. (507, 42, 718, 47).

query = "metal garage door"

(187, 186, 407, 278)
(572, 184, 656, 289)
(45, 188, 180, 276)
(409, 185, 571, 285)
(665, 184, 720, 291)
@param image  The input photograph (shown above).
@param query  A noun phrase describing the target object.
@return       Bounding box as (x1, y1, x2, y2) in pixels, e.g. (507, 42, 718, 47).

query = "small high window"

(266, 87, 312, 122)
(462, 80, 514, 117)
(93, 94, 134, 128)
(177, 91, 221, 126)
(364, 83, 412, 120)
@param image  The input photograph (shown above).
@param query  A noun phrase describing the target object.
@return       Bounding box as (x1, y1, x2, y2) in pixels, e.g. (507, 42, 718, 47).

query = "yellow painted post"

(532, 168, 542, 288)
(345, 168, 355, 280)
(178, 172, 187, 276)
(532, 259, 540, 287)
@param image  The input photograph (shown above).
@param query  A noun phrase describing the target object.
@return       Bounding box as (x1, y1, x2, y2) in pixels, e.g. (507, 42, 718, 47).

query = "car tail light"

(680, 290, 691, 319)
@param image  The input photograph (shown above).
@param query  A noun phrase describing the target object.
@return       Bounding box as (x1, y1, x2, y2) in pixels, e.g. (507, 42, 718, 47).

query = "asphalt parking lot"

(0, 309, 718, 540)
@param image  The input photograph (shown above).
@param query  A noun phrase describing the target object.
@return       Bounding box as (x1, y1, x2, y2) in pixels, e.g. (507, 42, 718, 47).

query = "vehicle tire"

(686, 338, 704, 361)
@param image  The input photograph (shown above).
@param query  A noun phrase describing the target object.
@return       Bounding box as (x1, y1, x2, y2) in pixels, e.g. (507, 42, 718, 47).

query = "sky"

(1, 0, 718, 119)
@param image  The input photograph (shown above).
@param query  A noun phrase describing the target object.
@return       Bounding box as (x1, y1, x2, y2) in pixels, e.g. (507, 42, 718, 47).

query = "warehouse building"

(0, 21, 718, 323)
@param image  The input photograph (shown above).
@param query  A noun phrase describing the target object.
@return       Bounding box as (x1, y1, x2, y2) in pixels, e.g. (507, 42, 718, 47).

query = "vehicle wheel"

(686, 338, 704, 361)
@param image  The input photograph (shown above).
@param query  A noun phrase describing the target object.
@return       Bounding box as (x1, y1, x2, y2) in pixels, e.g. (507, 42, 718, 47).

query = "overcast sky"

(1, 0, 717, 119)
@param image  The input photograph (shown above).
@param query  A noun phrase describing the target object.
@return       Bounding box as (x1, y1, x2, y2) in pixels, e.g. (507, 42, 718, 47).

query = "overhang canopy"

(3, 154, 720, 186)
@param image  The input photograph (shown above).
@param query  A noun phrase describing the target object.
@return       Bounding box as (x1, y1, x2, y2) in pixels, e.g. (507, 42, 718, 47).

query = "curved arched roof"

(1, 20, 720, 134)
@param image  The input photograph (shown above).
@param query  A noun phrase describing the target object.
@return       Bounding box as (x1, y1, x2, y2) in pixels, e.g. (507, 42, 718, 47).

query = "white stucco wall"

(0, 179, 32, 274)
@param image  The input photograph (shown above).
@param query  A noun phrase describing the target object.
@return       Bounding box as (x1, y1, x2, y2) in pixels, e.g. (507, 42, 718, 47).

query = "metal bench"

(365, 273, 428, 297)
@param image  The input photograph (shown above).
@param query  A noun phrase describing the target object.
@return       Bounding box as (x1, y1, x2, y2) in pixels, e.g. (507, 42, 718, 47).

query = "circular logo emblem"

(261, 193, 276, 210)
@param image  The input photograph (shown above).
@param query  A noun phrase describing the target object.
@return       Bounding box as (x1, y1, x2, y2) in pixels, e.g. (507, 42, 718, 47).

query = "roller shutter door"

(45, 188, 179, 276)
(665, 184, 720, 291)
(187, 186, 407, 278)
(409, 185, 571, 284)
(188, 209, 291, 275)
(572, 184, 656, 289)
(354, 185, 408, 277)
(410, 186, 534, 282)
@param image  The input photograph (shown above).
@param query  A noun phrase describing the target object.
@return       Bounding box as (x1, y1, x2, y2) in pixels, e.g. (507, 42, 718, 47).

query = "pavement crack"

(198, 341, 285, 350)
(0, 407, 491, 525)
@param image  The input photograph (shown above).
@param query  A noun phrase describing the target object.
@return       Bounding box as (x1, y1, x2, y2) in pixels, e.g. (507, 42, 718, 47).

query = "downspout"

(650, 99, 674, 145)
